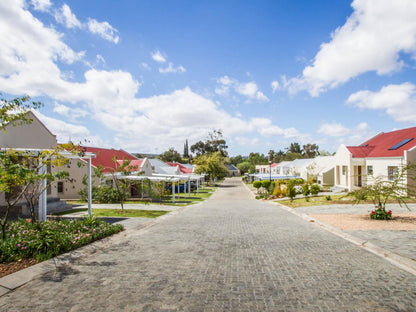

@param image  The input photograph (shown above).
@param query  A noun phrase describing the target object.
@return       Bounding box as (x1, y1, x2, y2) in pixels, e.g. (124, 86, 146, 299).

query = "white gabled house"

(332, 127, 416, 192)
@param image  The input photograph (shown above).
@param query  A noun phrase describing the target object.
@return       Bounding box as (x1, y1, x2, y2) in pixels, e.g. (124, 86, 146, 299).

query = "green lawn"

(54, 208, 170, 218)
(67, 187, 217, 207)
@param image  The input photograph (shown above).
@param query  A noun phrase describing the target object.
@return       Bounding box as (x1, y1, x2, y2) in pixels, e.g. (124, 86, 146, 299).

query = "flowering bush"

(370, 205, 392, 220)
(0, 217, 123, 263)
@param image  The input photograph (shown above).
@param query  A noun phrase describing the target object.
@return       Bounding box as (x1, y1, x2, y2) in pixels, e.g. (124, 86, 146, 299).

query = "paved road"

(1, 178, 415, 311)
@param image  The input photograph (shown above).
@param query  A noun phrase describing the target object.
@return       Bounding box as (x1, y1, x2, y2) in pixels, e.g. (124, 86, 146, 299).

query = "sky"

(1, 0, 416, 156)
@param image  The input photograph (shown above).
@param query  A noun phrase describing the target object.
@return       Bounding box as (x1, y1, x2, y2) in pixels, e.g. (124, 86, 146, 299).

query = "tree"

(1, 95, 42, 130)
(183, 139, 189, 159)
(236, 161, 251, 175)
(286, 179, 297, 201)
(190, 129, 228, 157)
(159, 147, 182, 163)
(106, 156, 138, 211)
(229, 155, 244, 166)
(284, 152, 303, 161)
(193, 151, 228, 184)
(302, 144, 319, 158)
(288, 142, 302, 154)
(348, 165, 416, 220)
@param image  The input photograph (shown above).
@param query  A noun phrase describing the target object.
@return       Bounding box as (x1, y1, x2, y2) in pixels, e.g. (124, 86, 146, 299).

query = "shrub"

(286, 179, 297, 201)
(261, 180, 271, 189)
(302, 183, 310, 197)
(371, 206, 392, 220)
(325, 195, 332, 201)
(310, 184, 320, 195)
(253, 180, 262, 189)
(0, 218, 123, 263)
(296, 178, 304, 185)
(273, 184, 282, 197)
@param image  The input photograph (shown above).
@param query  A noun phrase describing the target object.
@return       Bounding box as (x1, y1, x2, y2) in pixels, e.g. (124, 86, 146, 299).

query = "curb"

(0, 202, 195, 298)
(274, 201, 416, 276)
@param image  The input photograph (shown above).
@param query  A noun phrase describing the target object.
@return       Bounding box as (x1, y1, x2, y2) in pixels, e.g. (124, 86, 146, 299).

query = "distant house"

(167, 162, 194, 174)
(225, 164, 240, 176)
(59, 147, 152, 199)
(332, 127, 416, 192)
(149, 158, 182, 175)
(255, 163, 279, 175)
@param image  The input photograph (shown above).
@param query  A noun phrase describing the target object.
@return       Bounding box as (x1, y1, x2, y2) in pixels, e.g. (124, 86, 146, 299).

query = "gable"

(82, 146, 138, 173)
(347, 127, 416, 158)
(0, 111, 57, 149)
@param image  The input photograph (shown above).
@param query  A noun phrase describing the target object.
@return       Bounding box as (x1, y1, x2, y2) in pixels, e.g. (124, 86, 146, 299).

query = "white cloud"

(55, 4, 82, 29)
(53, 102, 88, 121)
(31, 0, 52, 12)
(271, 80, 280, 93)
(318, 121, 373, 146)
(151, 50, 166, 63)
(216, 76, 269, 102)
(0, 1, 299, 153)
(347, 82, 416, 122)
(159, 62, 186, 74)
(287, 0, 416, 96)
(317, 123, 349, 137)
(0, 0, 84, 96)
(34, 111, 90, 143)
(141, 62, 151, 70)
(87, 18, 119, 44)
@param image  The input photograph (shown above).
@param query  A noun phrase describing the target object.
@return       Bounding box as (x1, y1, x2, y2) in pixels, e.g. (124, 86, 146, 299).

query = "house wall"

(0, 111, 59, 206)
(364, 157, 404, 184)
(332, 145, 352, 190)
(405, 149, 416, 196)
(0, 111, 57, 149)
(57, 158, 99, 200)
(141, 158, 153, 176)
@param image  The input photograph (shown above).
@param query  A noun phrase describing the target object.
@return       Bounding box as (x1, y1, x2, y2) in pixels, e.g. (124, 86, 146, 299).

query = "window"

(57, 181, 64, 193)
(342, 166, 347, 175)
(388, 166, 398, 181)
(388, 138, 413, 150)
(367, 165, 373, 175)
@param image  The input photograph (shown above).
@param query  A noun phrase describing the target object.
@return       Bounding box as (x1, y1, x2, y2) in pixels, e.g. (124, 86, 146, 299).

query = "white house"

(0, 111, 65, 216)
(332, 127, 416, 192)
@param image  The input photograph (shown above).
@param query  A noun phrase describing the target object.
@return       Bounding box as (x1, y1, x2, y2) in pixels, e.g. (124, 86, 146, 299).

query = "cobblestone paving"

(346, 230, 416, 260)
(1, 178, 416, 311)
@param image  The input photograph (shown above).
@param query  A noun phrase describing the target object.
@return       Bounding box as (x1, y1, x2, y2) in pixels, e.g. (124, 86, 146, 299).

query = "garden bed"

(0, 217, 123, 278)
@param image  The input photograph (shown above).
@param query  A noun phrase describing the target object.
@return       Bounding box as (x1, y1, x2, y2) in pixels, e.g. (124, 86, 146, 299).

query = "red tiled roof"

(271, 163, 279, 167)
(346, 127, 416, 158)
(116, 159, 143, 172)
(167, 162, 194, 174)
(82, 146, 138, 172)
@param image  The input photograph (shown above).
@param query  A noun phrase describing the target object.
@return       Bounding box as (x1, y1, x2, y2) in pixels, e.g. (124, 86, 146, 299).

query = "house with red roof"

(332, 127, 416, 192)
(59, 147, 153, 199)
(167, 162, 194, 174)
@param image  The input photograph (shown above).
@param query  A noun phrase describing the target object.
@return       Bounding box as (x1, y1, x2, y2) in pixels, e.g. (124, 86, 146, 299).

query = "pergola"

(1, 148, 96, 221)
(107, 173, 205, 202)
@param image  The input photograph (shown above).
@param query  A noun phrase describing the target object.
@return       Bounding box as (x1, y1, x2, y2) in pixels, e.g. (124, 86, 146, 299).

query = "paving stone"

(0, 178, 415, 311)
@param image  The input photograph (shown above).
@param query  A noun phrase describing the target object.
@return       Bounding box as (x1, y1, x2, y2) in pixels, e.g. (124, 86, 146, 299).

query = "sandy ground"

(310, 213, 416, 231)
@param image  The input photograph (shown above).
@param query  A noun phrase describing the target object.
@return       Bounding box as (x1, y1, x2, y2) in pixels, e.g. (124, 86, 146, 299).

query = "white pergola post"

(87, 158, 92, 217)
(188, 179, 191, 198)
(172, 181, 176, 203)
(39, 161, 47, 222)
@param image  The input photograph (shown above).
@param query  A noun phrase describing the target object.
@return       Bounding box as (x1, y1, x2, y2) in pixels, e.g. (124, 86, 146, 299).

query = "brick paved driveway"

(1, 178, 415, 311)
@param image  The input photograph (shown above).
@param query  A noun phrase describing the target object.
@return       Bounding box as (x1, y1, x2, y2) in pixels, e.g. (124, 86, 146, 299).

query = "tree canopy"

(190, 129, 228, 157)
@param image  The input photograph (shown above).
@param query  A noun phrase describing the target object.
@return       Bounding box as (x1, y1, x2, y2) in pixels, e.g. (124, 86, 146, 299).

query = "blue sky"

(1, 0, 416, 156)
